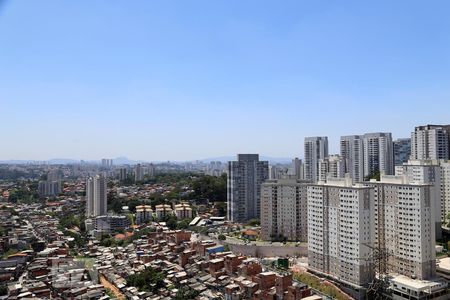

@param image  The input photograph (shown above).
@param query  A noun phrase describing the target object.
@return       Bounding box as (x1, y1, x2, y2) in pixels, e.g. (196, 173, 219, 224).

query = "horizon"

(1, 1, 450, 161)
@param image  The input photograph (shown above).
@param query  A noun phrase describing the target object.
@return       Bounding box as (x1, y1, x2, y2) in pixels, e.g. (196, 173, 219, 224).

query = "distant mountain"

(0, 156, 294, 165)
(48, 158, 80, 164)
(113, 157, 148, 165)
(199, 155, 293, 164)
(0, 160, 34, 164)
(0, 158, 82, 164)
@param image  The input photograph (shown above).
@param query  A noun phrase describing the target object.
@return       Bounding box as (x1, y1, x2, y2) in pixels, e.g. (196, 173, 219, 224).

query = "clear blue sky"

(1, 0, 450, 161)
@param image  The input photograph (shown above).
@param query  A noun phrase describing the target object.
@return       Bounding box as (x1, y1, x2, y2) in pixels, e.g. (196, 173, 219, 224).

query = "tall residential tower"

(86, 174, 107, 217)
(227, 154, 269, 223)
(411, 124, 450, 160)
(304, 137, 328, 182)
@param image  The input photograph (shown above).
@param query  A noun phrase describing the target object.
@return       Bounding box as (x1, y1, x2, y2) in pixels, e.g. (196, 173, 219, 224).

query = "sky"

(1, 0, 450, 161)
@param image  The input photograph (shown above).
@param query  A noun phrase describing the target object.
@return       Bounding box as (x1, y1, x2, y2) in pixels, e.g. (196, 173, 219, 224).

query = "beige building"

(174, 203, 193, 219)
(307, 176, 375, 288)
(135, 205, 153, 224)
(366, 175, 436, 280)
(395, 160, 443, 239)
(260, 179, 309, 242)
(155, 204, 173, 220)
(318, 155, 345, 182)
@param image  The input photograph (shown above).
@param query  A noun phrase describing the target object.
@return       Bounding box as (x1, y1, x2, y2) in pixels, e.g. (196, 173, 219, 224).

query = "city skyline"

(1, 1, 450, 161)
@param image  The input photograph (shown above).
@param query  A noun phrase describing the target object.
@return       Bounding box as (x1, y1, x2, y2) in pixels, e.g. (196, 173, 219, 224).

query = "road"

(100, 274, 126, 300)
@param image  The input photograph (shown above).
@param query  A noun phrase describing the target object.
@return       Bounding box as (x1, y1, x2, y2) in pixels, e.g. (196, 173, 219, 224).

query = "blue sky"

(1, 0, 450, 161)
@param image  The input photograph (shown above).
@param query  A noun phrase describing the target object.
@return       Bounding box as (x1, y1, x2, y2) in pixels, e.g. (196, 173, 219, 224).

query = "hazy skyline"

(1, 0, 450, 161)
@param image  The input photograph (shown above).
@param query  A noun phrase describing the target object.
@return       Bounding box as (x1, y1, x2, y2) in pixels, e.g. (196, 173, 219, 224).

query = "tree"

(177, 219, 191, 230)
(365, 171, 381, 181)
(191, 174, 226, 202)
(0, 285, 7, 296)
(126, 267, 165, 293)
(174, 287, 200, 300)
(162, 214, 178, 230)
(247, 219, 260, 226)
(218, 234, 226, 241)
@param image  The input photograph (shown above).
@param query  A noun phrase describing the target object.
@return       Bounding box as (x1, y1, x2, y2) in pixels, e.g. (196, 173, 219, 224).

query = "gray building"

(227, 154, 269, 223)
(93, 215, 131, 234)
(393, 138, 411, 166)
(411, 124, 450, 160)
(362, 132, 394, 178)
(117, 167, 128, 181)
(38, 170, 62, 197)
(292, 157, 304, 180)
(135, 163, 143, 182)
(341, 135, 365, 183)
(38, 181, 61, 197)
(341, 132, 394, 182)
(304, 137, 328, 182)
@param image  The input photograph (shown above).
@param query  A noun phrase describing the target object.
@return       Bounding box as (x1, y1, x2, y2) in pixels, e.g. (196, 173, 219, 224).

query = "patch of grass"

(294, 272, 350, 300)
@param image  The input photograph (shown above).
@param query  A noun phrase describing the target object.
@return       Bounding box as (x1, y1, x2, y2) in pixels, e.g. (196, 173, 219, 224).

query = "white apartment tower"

(340, 132, 394, 182)
(340, 135, 364, 183)
(318, 155, 345, 182)
(411, 125, 450, 160)
(86, 174, 107, 217)
(260, 179, 309, 242)
(304, 137, 328, 182)
(365, 175, 436, 280)
(441, 162, 450, 223)
(307, 176, 375, 287)
(395, 160, 442, 239)
(362, 132, 394, 178)
(227, 154, 269, 223)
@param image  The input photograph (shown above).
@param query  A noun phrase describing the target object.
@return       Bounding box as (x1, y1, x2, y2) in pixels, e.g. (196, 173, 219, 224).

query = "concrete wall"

(225, 242, 308, 258)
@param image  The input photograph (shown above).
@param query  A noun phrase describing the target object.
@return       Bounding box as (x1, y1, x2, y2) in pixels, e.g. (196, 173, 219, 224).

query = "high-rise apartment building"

(101, 158, 113, 167)
(269, 165, 288, 180)
(307, 176, 375, 287)
(340, 135, 365, 183)
(365, 175, 436, 280)
(441, 162, 450, 223)
(393, 138, 411, 166)
(47, 170, 61, 182)
(395, 160, 442, 238)
(304, 137, 328, 182)
(135, 163, 143, 181)
(318, 155, 345, 182)
(340, 132, 394, 182)
(117, 167, 128, 181)
(362, 132, 394, 178)
(86, 174, 107, 217)
(147, 163, 155, 178)
(260, 179, 309, 242)
(38, 181, 61, 197)
(38, 170, 62, 197)
(411, 124, 450, 160)
(292, 157, 304, 180)
(227, 154, 269, 223)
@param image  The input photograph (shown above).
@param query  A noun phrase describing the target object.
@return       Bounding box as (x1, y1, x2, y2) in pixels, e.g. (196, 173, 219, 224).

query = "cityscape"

(2, 1, 450, 300)
(1, 124, 450, 299)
